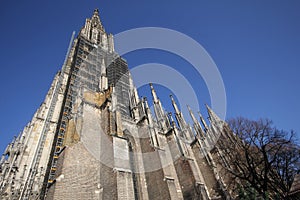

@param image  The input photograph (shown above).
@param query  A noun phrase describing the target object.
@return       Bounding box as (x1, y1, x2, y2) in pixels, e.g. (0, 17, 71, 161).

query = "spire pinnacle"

(188, 105, 205, 138)
(150, 83, 159, 103)
(205, 104, 222, 123)
(80, 8, 106, 44)
(90, 8, 104, 30)
(144, 97, 152, 122)
(93, 8, 99, 15)
(187, 105, 197, 125)
(170, 95, 180, 114)
(198, 110, 209, 131)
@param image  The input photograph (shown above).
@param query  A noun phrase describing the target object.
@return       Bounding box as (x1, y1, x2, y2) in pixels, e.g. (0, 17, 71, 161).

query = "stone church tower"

(0, 9, 234, 200)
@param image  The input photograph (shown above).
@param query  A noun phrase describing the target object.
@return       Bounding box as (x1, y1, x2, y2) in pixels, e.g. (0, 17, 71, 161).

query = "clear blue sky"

(0, 1, 299, 153)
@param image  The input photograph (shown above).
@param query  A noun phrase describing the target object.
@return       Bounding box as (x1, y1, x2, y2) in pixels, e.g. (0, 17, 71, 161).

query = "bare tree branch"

(217, 117, 300, 199)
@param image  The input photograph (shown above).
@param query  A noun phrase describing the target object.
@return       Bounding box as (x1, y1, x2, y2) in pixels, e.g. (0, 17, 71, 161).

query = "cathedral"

(0, 9, 235, 200)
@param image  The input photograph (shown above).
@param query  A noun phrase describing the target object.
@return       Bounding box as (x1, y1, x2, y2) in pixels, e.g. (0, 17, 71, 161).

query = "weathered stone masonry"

(0, 9, 236, 200)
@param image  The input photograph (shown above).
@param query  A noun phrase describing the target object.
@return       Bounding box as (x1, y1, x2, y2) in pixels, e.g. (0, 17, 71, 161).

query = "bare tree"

(217, 117, 300, 199)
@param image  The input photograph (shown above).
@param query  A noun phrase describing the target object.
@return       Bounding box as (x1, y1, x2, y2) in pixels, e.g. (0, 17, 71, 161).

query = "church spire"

(144, 97, 159, 147)
(198, 111, 209, 132)
(170, 95, 186, 127)
(170, 95, 180, 115)
(187, 105, 197, 125)
(91, 8, 104, 32)
(149, 83, 170, 132)
(187, 105, 205, 138)
(79, 8, 114, 49)
(170, 95, 195, 141)
(205, 104, 222, 124)
(150, 83, 159, 103)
